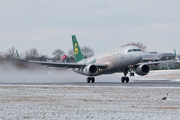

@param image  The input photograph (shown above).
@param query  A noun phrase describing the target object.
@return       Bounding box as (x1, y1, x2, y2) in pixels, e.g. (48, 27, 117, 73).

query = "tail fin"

(16, 50, 20, 60)
(72, 35, 85, 63)
(174, 49, 179, 61)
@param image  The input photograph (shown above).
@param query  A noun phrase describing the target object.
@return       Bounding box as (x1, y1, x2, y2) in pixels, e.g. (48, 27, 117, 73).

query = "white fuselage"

(73, 46, 143, 76)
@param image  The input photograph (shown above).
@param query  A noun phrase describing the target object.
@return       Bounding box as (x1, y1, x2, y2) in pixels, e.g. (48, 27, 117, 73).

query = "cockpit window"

(128, 49, 141, 53)
(127, 49, 132, 53)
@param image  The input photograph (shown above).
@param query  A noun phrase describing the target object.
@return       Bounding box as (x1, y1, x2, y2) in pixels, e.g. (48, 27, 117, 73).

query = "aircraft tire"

(121, 77, 125, 83)
(126, 77, 129, 83)
(130, 73, 134, 77)
(87, 77, 90, 83)
(91, 77, 95, 83)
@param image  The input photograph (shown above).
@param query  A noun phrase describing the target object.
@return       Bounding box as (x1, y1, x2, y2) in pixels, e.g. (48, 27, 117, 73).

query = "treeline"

(0, 46, 94, 62)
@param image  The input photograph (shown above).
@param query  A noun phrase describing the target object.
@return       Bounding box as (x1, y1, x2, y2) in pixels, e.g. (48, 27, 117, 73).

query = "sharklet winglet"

(16, 50, 20, 60)
(16, 50, 28, 62)
(174, 49, 179, 61)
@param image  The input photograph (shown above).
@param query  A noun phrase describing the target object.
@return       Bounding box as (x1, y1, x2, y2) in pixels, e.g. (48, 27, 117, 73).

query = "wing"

(137, 49, 180, 66)
(16, 50, 107, 69)
(24, 60, 107, 69)
(136, 59, 178, 66)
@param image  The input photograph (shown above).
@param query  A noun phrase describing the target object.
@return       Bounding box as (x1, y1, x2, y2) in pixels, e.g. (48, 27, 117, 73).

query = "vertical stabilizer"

(174, 49, 179, 61)
(72, 35, 85, 63)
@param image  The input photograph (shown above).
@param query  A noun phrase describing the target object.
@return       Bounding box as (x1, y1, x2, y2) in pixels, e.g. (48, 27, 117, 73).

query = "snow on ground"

(132, 70, 180, 81)
(0, 85, 180, 119)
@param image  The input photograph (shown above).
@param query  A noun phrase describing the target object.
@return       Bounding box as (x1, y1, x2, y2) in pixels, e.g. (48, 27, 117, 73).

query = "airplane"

(16, 35, 179, 83)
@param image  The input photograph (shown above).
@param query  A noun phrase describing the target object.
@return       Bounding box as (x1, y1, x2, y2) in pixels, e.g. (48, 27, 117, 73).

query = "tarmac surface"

(1, 69, 180, 87)
(0, 80, 180, 87)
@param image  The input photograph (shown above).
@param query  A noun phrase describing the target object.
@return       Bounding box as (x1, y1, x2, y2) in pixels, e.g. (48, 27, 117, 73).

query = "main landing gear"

(121, 68, 129, 83)
(87, 77, 95, 83)
(121, 66, 135, 83)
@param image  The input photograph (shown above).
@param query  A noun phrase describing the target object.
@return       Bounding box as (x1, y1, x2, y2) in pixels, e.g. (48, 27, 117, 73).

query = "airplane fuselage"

(73, 46, 143, 76)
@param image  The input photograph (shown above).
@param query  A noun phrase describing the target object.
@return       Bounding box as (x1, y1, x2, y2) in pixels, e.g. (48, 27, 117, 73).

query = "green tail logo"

(72, 35, 85, 63)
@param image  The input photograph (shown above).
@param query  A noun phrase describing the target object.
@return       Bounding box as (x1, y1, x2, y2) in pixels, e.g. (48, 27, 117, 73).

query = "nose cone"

(138, 52, 143, 61)
(133, 52, 143, 64)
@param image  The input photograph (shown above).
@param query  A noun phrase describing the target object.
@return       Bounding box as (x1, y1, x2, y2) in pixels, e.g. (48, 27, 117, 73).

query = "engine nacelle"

(83, 64, 98, 76)
(135, 64, 150, 76)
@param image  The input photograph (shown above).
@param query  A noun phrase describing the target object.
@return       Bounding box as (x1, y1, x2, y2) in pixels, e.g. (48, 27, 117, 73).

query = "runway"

(1, 70, 180, 119)
(1, 80, 180, 87)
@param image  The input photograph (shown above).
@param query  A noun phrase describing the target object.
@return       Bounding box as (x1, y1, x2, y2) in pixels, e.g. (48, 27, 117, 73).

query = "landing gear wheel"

(91, 77, 95, 83)
(126, 77, 129, 83)
(87, 77, 95, 83)
(121, 77, 125, 83)
(87, 77, 90, 83)
(121, 77, 129, 83)
(130, 73, 134, 77)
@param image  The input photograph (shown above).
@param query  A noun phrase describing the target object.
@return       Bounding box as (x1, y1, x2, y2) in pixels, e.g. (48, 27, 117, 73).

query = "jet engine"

(135, 64, 150, 76)
(83, 64, 98, 76)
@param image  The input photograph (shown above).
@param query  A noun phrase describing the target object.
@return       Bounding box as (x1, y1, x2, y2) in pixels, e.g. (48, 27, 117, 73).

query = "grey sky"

(0, 0, 180, 57)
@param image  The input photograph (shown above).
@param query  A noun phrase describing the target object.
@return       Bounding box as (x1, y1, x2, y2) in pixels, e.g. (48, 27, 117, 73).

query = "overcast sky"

(0, 0, 180, 57)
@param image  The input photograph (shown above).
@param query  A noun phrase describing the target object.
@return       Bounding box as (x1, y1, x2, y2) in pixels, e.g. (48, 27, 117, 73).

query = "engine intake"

(135, 64, 150, 76)
(83, 65, 98, 76)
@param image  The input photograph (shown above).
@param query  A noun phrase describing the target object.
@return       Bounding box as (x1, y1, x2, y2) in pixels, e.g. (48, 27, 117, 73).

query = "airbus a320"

(16, 35, 179, 83)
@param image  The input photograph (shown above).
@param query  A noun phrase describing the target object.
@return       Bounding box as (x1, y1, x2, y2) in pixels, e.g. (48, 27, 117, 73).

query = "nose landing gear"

(130, 72, 134, 77)
(130, 66, 135, 77)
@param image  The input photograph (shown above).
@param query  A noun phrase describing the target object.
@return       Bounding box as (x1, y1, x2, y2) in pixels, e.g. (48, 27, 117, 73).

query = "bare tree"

(7, 46, 16, 59)
(67, 49, 75, 63)
(25, 48, 39, 60)
(37, 55, 47, 61)
(67, 46, 94, 60)
(81, 46, 94, 58)
(52, 49, 65, 61)
(67, 49, 75, 59)
(0, 52, 3, 59)
(122, 42, 146, 52)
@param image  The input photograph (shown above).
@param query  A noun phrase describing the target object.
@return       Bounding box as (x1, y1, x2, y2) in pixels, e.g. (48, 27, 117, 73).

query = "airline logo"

(74, 43, 78, 55)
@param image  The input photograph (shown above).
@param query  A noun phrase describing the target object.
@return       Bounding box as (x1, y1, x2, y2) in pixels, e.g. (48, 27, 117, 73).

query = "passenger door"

(120, 48, 124, 59)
